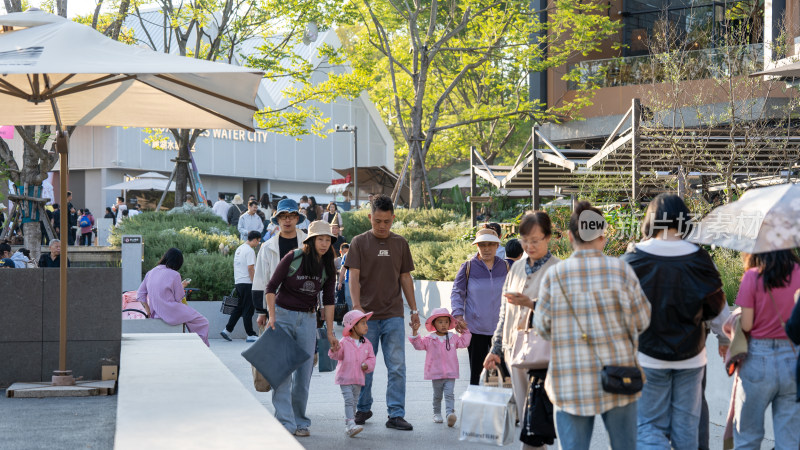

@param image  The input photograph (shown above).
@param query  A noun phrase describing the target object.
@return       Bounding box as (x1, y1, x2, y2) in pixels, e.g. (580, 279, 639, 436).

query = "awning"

(325, 183, 351, 194)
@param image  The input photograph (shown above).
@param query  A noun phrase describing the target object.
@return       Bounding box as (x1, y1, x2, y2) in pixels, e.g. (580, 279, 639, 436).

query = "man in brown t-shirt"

(346, 194, 419, 431)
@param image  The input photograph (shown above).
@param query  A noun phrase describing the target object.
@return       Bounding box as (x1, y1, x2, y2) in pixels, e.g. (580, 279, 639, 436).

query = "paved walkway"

(209, 322, 773, 449)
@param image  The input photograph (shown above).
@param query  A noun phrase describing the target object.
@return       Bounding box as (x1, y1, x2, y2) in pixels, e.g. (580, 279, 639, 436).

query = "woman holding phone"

(484, 211, 560, 430)
(136, 247, 210, 345)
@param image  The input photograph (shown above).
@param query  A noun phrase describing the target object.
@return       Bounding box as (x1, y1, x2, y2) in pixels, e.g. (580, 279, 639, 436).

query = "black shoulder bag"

(556, 276, 643, 395)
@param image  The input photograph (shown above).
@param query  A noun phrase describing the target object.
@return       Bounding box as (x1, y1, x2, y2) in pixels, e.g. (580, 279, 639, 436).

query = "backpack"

(78, 215, 91, 228)
(287, 248, 329, 285)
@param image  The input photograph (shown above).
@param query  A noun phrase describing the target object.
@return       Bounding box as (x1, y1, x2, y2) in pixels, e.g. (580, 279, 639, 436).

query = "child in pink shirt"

(329, 310, 376, 437)
(409, 307, 471, 427)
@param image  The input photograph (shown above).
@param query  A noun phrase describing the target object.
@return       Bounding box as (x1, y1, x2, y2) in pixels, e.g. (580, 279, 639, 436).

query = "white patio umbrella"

(688, 183, 800, 253)
(0, 10, 263, 385)
(103, 172, 192, 192)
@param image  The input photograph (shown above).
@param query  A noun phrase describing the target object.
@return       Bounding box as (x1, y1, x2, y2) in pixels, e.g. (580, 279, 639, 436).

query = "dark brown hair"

(641, 193, 693, 238)
(569, 201, 605, 243)
(302, 236, 336, 282)
(743, 250, 800, 291)
(519, 211, 552, 237)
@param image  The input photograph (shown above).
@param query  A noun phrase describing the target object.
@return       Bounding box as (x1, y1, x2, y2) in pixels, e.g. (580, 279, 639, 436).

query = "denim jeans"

(555, 401, 637, 450)
(271, 306, 316, 433)
(357, 316, 406, 418)
(637, 365, 704, 449)
(734, 338, 800, 450)
(343, 282, 352, 309)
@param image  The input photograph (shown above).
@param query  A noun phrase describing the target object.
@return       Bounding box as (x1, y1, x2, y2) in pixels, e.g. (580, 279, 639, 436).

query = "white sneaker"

(446, 413, 457, 427)
(345, 422, 363, 437)
(220, 329, 232, 341)
(245, 335, 258, 343)
(433, 413, 443, 423)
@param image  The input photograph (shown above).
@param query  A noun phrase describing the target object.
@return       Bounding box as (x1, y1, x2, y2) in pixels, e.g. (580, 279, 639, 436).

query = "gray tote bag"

(241, 326, 311, 388)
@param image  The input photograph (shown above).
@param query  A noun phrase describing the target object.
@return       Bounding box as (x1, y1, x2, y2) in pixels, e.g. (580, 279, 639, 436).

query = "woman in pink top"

(409, 308, 471, 427)
(733, 250, 800, 449)
(136, 248, 209, 345)
(329, 309, 376, 438)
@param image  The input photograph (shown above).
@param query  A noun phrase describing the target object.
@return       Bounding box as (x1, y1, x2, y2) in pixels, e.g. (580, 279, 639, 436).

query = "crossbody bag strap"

(555, 275, 605, 367)
(768, 289, 798, 356)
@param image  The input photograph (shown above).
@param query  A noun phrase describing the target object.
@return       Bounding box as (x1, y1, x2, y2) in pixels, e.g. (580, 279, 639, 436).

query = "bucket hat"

(342, 310, 373, 337)
(303, 220, 338, 244)
(231, 194, 243, 205)
(271, 198, 307, 225)
(425, 307, 457, 332)
(472, 228, 501, 245)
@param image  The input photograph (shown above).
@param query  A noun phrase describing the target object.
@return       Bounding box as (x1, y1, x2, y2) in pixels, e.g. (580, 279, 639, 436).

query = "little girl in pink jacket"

(410, 307, 471, 427)
(329, 309, 376, 438)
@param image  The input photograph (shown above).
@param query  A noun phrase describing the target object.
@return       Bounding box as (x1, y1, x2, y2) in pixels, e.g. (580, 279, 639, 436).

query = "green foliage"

(111, 210, 241, 300)
(339, 0, 621, 203)
(342, 208, 468, 240)
(410, 241, 475, 282)
(711, 248, 744, 305)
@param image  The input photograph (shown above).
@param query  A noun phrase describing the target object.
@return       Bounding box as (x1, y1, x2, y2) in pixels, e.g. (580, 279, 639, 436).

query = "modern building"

(3, 14, 394, 216)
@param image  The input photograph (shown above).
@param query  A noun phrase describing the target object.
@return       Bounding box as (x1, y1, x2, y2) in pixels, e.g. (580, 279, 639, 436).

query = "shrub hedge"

(111, 206, 745, 303)
(111, 206, 241, 300)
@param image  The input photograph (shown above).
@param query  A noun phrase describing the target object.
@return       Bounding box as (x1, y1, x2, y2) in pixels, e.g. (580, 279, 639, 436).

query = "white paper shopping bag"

(459, 370, 516, 446)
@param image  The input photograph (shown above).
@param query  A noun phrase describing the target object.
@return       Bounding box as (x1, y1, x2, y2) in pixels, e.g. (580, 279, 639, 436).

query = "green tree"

(341, 0, 619, 207)
(126, 0, 366, 204)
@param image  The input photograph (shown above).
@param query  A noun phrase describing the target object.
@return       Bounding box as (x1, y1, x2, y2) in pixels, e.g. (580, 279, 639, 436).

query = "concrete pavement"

(209, 322, 774, 449)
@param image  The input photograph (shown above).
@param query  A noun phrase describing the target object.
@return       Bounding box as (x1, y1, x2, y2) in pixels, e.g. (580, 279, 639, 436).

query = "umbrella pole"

(47, 83, 74, 385)
(53, 130, 74, 385)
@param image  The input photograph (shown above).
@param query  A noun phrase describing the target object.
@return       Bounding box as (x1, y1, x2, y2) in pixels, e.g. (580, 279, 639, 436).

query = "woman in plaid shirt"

(534, 201, 650, 450)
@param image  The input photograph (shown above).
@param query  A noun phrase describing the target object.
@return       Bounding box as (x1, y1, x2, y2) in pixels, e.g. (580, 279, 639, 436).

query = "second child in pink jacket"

(329, 310, 376, 438)
(410, 307, 471, 427)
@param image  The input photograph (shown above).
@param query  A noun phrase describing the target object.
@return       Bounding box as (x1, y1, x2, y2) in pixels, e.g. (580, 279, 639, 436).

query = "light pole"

(335, 124, 358, 209)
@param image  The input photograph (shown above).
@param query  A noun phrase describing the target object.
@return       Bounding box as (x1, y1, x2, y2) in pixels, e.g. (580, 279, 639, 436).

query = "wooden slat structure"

(465, 98, 800, 220)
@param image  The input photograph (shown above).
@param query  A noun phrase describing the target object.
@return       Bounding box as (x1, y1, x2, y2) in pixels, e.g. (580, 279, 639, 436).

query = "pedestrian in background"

(621, 194, 726, 449)
(104, 206, 116, 226)
(451, 228, 509, 385)
(238, 200, 264, 241)
(534, 201, 650, 450)
(211, 192, 231, 222)
(78, 209, 94, 246)
(221, 230, 261, 343)
(323, 202, 343, 227)
(227, 194, 246, 227)
(306, 196, 321, 222)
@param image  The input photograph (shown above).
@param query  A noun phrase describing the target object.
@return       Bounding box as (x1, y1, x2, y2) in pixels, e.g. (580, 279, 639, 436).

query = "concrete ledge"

(121, 320, 183, 334)
(115, 333, 301, 450)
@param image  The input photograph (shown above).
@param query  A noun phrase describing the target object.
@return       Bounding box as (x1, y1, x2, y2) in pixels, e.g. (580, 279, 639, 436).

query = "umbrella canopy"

(0, 10, 262, 130)
(0, 10, 263, 384)
(688, 183, 800, 253)
(103, 172, 191, 191)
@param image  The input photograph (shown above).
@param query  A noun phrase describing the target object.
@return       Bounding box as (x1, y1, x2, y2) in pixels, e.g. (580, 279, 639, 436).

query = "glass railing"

(567, 44, 764, 90)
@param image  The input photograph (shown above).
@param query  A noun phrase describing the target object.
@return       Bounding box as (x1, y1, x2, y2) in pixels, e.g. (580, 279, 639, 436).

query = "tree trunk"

(409, 142, 426, 208)
(173, 130, 192, 206)
(23, 222, 42, 262)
